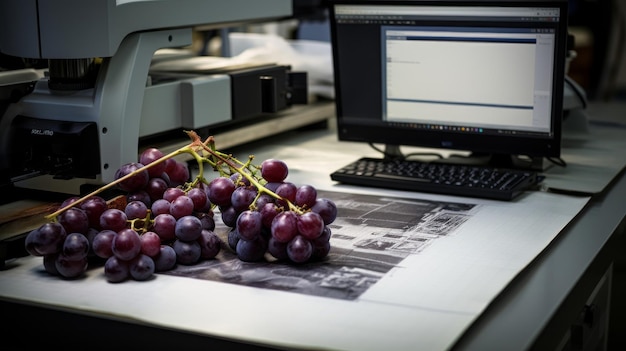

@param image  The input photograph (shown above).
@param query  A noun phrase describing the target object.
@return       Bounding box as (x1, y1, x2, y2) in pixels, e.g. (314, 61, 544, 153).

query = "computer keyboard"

(330, 157, 540, 201)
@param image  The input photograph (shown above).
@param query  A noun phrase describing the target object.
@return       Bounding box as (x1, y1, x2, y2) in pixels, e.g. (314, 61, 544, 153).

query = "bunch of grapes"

(24, 131, 337, 283)
(214, 158, 337, 263)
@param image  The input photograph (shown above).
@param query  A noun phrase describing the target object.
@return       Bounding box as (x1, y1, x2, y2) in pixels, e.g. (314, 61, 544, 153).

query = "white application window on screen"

(383, 27, 555, 133)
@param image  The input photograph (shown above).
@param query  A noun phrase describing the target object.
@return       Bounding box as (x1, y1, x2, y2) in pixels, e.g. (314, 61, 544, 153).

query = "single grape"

(60, 196, 80, 209)
(220, 206, 239, 228)
(92, 229, 117, 259)
(311, 198, 338, 225)
(254, 193, 275, 210)
(275, 182, 297, 208)
(139, 147, 166, 177)
(25, 222, 67, 256)
(170, 195, 194, 219)
(99, 208, 128, 232)
(58, 207, 89, 234)
(62, 233, 90, 261)
(268, 237, 289, 260)
(153, 244, 177, 272)
(140, 231, 162, 257)
(187, 187, 209, 211)
(125, 200, 148, 220)
(112, 228, 142, 261)
(152, 213, 177, 241)
(296, 211, 325, 240)
(271, 211, 298, 243)
(236, 210, 263, 241)
(231, 186, 257, 212)
(207, 177, 236, 207)
(173, 239, 201, 265)
(145, 177, 168, 202)
(295, 185, 317, 209)
(286, 235, 313, 263)
(230, 172, 250, 186)
(129, 254, 155, 281)
(163, 187, 186, 203)
(259, 202, 280, 229)
(197, 211, 216, 231)
(79, 196, 108, 229)
(43, 253, 60, 276)
(151, 199, 171, 216)
(168, 160, 190, 187)
(261, 159, 289, 182)
(197, 229, 221, 259)
(175, 215, 203, 241)
(235, 235, 267, 262)
(85, 227, 100, 257)
(227, 228, 240, 251)
(55, 253, 88, 279)
(104, 256, 130, 283)
(115, 162, 149, 192)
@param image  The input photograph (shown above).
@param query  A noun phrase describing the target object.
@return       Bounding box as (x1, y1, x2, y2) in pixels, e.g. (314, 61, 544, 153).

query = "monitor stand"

(383, 144, 547, 171)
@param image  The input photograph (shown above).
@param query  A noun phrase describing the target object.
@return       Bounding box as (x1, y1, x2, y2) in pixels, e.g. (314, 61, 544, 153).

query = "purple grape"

(174, 215, 203, 241)
(58, 207, 89, 234)
(227, 228, 240, 250)
(271, 211, 298, 243)
(145, 177, 168, 202)
(79, 196, 108, 229)
(296, 211, 324, 240)
(231, 186, 257, 212)
(259, 202, 280, 229)
(275, 182, 297, 208)
(62, 233, 90, 261)
(112, 228, 141, 261)
(235, 235, 267, 262)
(99, 208, 128, 232)
(170, 195, 194, 219)
(207, 177, 235, 207)
(261, 159, 289, 182)
(295, 184, 317, 209)
(152, 213, 177, 241)
(125, 200, 148, 220)
(167, 160, 190, 187)
(153, 245, 177, 272)
(43, 253, 60, 275)
(104, 256, 130, 283)
(254, 193, 274, 210)
(25, 222, 67, 256)
(220, 206, 238, 228)
(197, 229, 221, 259)
(92, 229, 117, 259)
(311, 198, 338, 225)
(139, 147, 166, 177)
(236, 210, 262, 241)
(286, 235, 313, 263)
(173, 239, 201, 265)
(140, 231, 161, 257)
(187, 187, 209, 211)
(151, 199, 171, 216)
(55, 253, 88, 279)
(129, 254, 155, 281)
(115, 162, 149, 192)
(60, 196, 80, 209)
(197, 212, 216, 231)
(268, 237, 289, 260)
(163, 187, 186, 202)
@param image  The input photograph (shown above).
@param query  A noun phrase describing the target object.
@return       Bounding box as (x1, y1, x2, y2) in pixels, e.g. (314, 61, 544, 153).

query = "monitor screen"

(328, 0, 568, 169)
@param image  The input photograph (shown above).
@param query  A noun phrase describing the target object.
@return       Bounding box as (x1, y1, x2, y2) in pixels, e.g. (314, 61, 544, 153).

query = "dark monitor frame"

(328, 0, 569, 170)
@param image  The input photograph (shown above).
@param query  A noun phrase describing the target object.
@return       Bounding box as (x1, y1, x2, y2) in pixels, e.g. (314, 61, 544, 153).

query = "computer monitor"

(327, 0, 568, 170)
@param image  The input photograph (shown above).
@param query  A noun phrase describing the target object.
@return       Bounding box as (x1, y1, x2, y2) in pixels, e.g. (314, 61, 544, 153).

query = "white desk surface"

(1, 102, 625, 350)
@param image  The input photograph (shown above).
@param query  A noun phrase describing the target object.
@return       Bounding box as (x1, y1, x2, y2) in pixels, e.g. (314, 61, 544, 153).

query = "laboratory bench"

(1, 101, 625, 351)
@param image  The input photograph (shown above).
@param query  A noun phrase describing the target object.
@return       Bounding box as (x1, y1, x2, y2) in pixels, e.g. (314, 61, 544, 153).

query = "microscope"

(0, 0, 298, 195)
